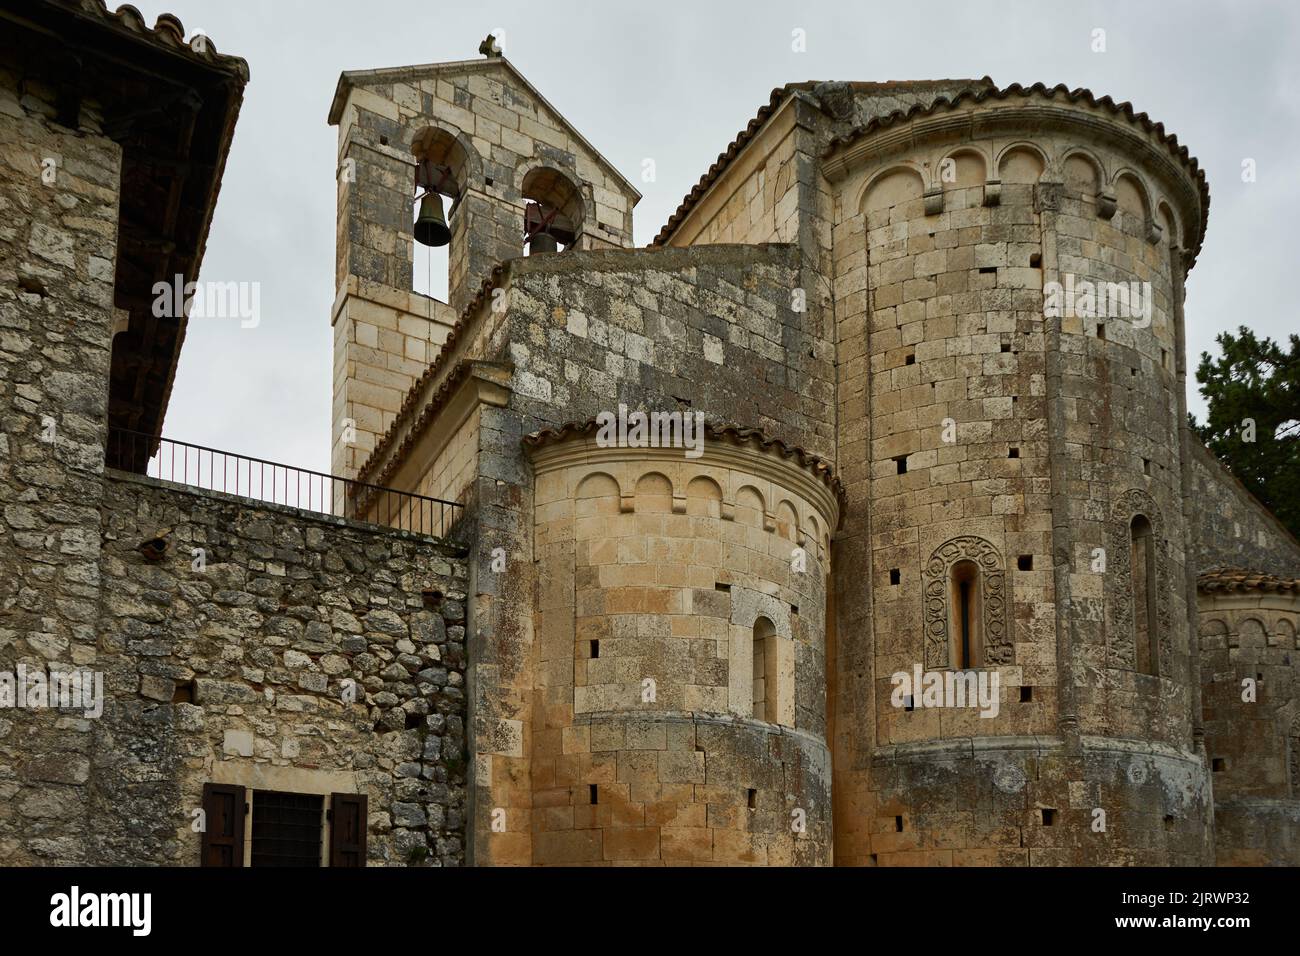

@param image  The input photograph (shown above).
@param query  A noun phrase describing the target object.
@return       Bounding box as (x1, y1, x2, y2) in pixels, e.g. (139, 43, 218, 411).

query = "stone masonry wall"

(1190, 442, 1300, 578)
(425, 243, 837, 864)
(1198, 593, 1300, 865)
(331, 276, 458, 479)
(0, 49, 122, 865)
(827, 105, 1209, 865)
(2, 468, 469, 865)
(528, 439, 835, 864)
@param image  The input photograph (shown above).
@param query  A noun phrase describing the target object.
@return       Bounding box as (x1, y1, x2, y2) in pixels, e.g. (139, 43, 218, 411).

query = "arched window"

(521, 167, 582, 255)
(1108, 490, 1169, 673)
(950, 560, 983, 669)
(410, 128, 469, 302)
(922, 536, 1009, 670)
(1130, 514, 1158, 675)
(752, 616, 777, 722)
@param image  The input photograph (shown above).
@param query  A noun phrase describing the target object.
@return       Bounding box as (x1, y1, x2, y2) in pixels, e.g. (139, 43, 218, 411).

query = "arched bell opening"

(521, 166, 583, 255)
(410, 127, 469, 300)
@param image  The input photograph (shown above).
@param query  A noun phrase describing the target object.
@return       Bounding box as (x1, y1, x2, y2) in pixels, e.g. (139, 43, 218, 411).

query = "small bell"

(528, 231, 558, 254)
(414, 192, 450, 247)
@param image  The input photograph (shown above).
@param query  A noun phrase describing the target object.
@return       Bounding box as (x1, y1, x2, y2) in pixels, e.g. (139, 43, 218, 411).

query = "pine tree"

(1191, 327, 1300, 538)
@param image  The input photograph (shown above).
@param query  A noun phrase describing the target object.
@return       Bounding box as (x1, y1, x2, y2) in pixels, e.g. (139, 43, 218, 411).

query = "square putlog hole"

(1017, 555, 1034, 571)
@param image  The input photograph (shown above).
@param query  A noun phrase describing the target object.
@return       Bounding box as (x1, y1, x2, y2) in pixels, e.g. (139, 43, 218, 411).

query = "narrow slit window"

(1131, 514, 1159, 676)
(950, 560, 983, 669)
(752, 617, 778, 722)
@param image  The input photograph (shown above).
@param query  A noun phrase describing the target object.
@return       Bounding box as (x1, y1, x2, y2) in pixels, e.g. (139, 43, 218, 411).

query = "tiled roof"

(824, 81, 1209, 266)
(651, 84, 810, 247)
(62, 1, 250, 80)
(1198, 568, 1300, 595)
(13, 2, 249, 450)
(522, 417, 846, 519)
(652, 79, 992, 246)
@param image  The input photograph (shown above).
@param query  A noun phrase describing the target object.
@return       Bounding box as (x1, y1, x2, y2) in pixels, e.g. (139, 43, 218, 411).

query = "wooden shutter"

(201, 783, 246, 867)
(329, 792, 368, 867)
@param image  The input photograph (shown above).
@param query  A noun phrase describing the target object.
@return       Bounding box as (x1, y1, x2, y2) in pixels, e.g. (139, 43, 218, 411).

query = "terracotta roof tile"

(651, 84, 805, 247)
(822, 81, 1209, 266)
(651, 79, 991, 246)
(1197, 568, 1300, 594)
(64, 1, 250, 80)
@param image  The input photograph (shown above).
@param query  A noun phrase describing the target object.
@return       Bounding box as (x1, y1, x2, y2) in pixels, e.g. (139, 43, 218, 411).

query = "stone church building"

(1, 1, 1298, 866)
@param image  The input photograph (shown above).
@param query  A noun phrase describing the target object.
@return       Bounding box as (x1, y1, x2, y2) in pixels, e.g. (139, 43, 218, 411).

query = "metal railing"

(106, 427, 463, 540)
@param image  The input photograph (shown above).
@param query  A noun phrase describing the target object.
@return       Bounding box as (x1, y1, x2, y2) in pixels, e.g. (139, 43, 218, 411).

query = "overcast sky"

(140, 0, 1300, 474)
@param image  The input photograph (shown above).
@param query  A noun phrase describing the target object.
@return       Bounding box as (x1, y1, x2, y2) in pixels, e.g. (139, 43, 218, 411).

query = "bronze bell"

(414, 192, 450, 247)
(528, 231, 558, 254)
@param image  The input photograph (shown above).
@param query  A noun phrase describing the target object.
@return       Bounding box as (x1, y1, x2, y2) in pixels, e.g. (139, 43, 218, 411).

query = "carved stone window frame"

(1107, 489, 1172, 673)
(922, 536, 1010, 669)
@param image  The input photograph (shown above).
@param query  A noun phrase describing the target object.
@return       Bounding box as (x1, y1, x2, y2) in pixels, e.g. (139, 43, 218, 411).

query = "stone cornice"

(825, 97, 1207, 269)
(524, 423, 843, 533)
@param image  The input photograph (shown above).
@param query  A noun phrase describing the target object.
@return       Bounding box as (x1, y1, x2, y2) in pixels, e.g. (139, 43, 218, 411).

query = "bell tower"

(327, 36, 639, 479)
